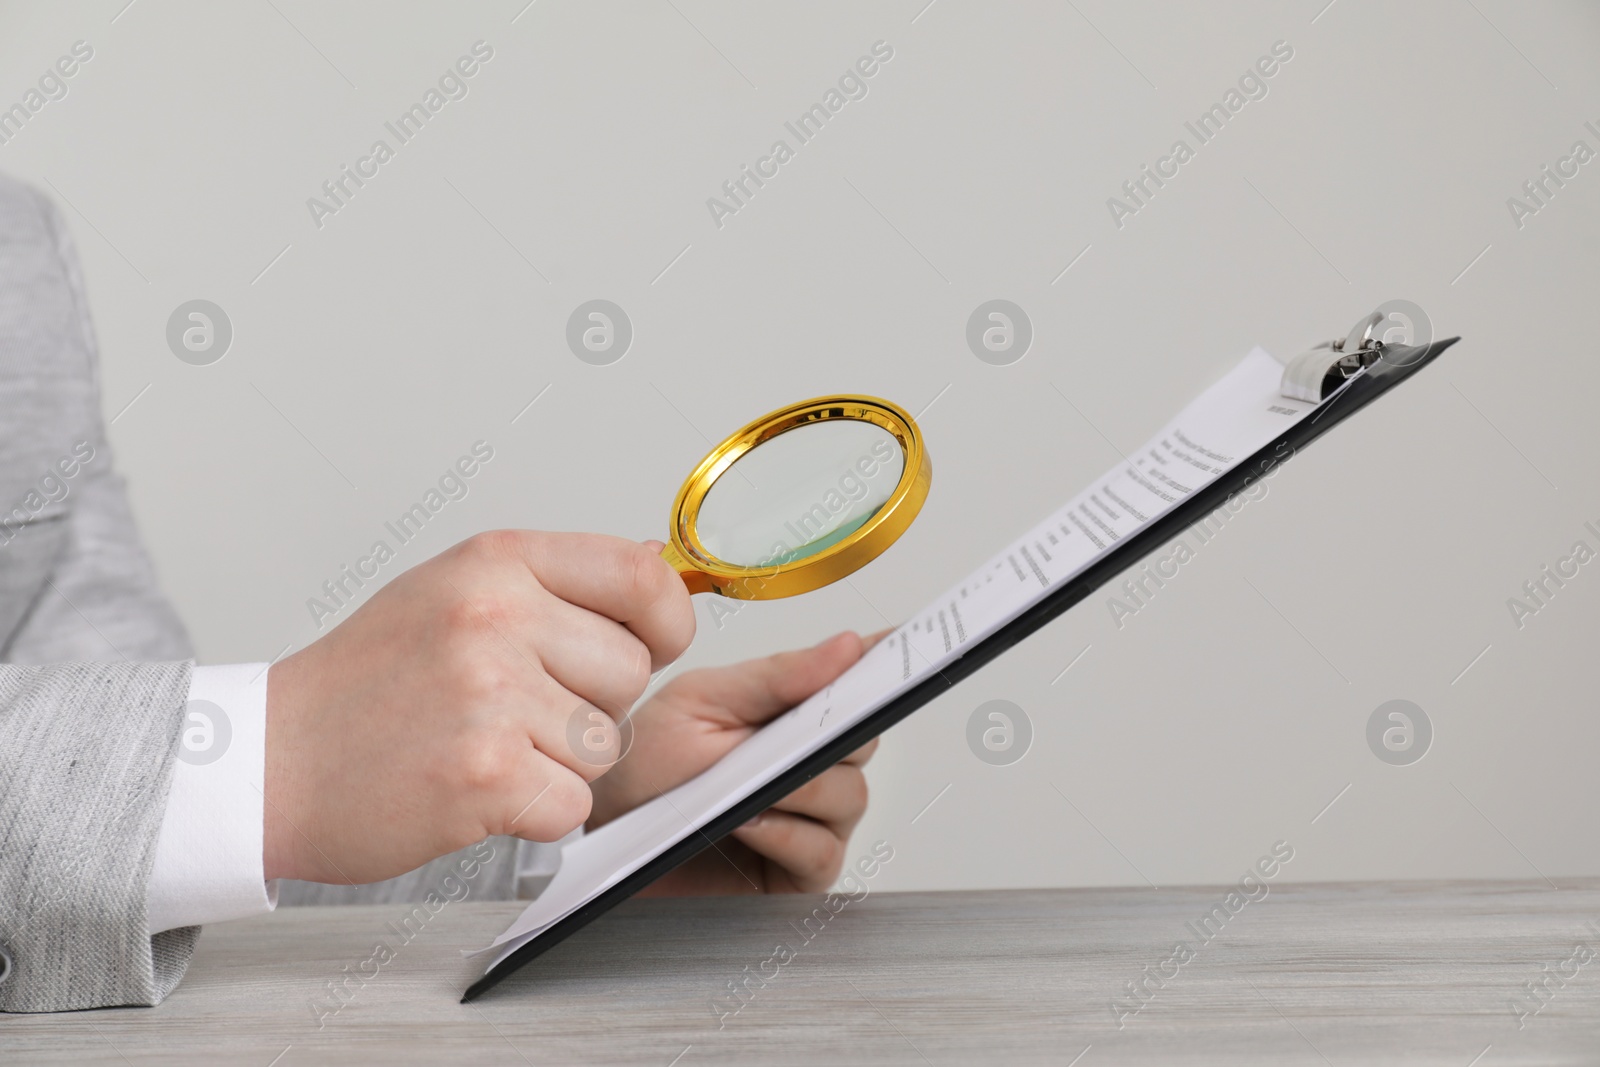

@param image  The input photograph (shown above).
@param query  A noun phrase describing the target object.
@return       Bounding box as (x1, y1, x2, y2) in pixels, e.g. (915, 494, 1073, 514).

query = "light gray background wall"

(3, 0, 1597, 893)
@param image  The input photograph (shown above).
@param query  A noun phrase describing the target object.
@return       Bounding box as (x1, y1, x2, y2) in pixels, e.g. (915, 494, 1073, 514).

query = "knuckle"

(622, 545, 695, 659)
(622, 541, 674, 606)
(437, 622, 506, 697)
(672, 607, 697, 658)
(463, 528, 525, 563)
(438, 592, 483, 635)
(438, 592, 493, 641)
(474, 595, 524, 637)
(564, 741, 614, 782)
(520, 771, 592, 839)
(620, 639, 653, 701)
(454, 733, 520, 795)
(439, 593, 525, 661)
(563, 705, 622, 779)
(464, 657, 520, 706)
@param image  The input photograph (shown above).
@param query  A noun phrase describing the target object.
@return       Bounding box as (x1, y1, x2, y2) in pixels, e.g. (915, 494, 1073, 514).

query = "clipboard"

(463, 329, 1457, 1001)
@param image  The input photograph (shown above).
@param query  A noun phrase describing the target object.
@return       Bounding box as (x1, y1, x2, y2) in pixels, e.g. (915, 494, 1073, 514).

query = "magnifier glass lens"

(695, 421, 905, 567)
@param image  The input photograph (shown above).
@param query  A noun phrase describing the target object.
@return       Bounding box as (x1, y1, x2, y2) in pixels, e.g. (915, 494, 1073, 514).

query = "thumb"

(690, 630, 866, 727)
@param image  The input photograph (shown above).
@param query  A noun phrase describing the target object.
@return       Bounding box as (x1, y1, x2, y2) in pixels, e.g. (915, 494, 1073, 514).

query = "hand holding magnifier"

(660, 396, 931, 599)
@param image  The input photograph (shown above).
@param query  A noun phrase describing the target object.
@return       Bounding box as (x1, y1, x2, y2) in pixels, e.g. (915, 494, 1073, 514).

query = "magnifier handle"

(659, 542, 715, 595)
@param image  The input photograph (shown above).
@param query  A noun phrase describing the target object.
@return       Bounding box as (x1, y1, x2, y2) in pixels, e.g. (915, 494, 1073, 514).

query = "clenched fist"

(262, 531, 694, 884)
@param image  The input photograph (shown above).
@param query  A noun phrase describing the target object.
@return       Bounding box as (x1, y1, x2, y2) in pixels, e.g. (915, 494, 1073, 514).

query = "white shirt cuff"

(146, 663, 278, 935)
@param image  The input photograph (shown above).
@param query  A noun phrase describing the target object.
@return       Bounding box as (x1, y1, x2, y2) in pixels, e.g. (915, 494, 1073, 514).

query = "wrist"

(262, 655, 311, 882)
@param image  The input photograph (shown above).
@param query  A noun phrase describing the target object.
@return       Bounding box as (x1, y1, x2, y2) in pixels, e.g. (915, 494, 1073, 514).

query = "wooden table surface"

(4, 880, 1599, 1065)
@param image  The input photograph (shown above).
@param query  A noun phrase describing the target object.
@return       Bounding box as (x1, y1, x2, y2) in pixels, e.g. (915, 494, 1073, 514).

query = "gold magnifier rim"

(663, 395, 931, 599)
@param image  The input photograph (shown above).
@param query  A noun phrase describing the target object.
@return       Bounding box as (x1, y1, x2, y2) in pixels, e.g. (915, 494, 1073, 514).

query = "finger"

(840, 737, 879, 767)
(730, 811, 845, 893)
(766, 763, 869, 839)
(862, 627, 893, 650)
(496, 749, 593, 843)
(519, 676, 626, 782)
(676, 630, 866, 727)
(532, 596, 654, 718)
(508, 532, 695, 669)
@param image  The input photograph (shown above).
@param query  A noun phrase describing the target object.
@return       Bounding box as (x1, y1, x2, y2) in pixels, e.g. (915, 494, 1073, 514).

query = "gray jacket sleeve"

(0, 176, 200, 1012)
(0, 663, 195, 1012)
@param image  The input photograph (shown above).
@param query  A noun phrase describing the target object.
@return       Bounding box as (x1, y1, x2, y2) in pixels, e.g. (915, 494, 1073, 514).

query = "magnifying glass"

(660, 396, 931, 599)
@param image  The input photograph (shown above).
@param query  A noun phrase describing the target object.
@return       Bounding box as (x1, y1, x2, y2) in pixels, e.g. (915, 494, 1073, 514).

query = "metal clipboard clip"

(1278, 301, 1434, 402)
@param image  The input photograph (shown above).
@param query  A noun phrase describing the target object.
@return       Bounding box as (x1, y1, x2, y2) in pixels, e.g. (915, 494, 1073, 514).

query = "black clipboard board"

(464, 336, 1456, 1002)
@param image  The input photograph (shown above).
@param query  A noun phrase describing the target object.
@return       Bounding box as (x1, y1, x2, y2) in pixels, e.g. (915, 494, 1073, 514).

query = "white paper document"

(476, 347, 1317, 968)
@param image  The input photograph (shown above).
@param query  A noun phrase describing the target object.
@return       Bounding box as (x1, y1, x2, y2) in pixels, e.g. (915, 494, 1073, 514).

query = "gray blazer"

(0, 175, 519, 1013)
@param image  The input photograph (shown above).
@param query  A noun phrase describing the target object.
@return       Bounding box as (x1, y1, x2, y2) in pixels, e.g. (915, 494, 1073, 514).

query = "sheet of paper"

(476, 346, 1318, 966)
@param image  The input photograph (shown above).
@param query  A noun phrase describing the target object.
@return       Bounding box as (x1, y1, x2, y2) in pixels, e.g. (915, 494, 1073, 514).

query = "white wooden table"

(4, 881, 1598, 1064)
